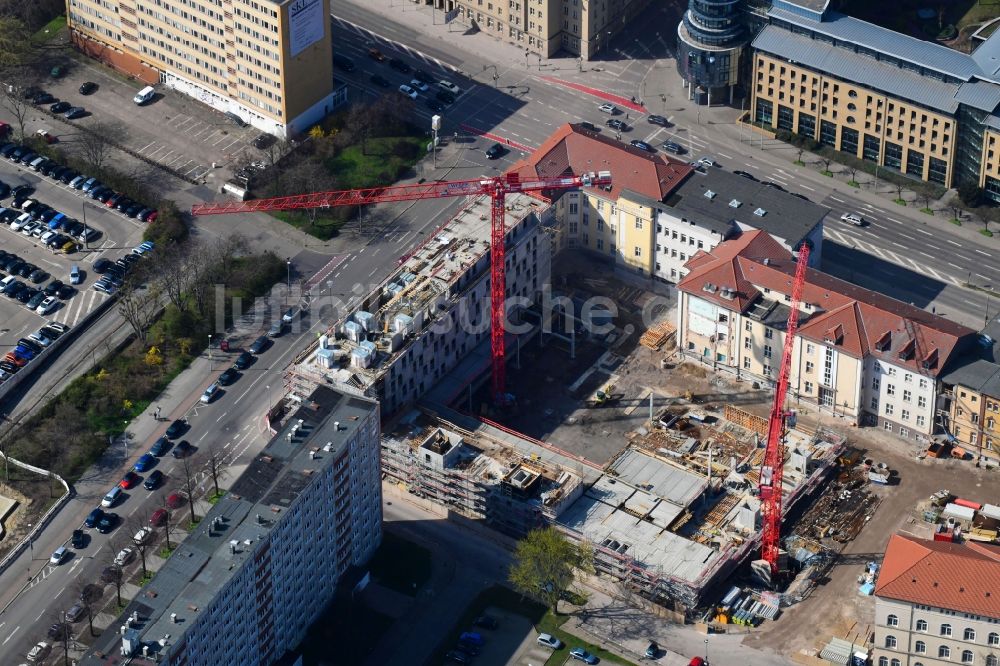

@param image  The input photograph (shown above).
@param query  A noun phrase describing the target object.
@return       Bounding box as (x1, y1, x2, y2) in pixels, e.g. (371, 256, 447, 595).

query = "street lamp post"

(81, 202, 91, 250)
(286, 259, 292, 304)
(208, 334, 213, 369)
(705, 637, 709, 664)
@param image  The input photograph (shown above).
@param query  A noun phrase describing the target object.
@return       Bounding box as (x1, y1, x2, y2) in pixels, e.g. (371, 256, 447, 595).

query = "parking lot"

(21, 57, 261, 183)
(0, 156, 149, 353)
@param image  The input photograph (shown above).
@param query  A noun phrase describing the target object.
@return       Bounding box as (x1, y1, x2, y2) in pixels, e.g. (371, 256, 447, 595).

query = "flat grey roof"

(82, 386, 378, 664)
(665, 167, 827, 245)
(753, 25, 968, 114)
(940, 317, 1000, 396)
(608, 448, 706, 508)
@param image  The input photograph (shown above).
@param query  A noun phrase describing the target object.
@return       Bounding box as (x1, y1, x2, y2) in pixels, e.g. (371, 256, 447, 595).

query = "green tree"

(508, 527, 592, 615)
(958, 182, 983, 207)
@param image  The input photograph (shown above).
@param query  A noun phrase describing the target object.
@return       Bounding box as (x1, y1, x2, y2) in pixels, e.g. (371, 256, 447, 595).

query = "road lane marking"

(3, 626, 19, 645)
(919, 252, 933, 258)
(799, 184, 815, 191)
(914, 228, 932, 236)
(976, 249, 993, 257)
(885, 217, 902, 224)
(892, 242, 907, 249)
(829, 196, 845, 203)
(947, 240, 961, 246)
(719, 152, 733, 159)
(949, 262, 962, 269)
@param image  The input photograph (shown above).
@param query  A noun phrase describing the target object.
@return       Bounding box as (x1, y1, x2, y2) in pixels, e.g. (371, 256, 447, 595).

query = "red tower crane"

(191, 170, 612, 403)
(759, 243, 811, 577)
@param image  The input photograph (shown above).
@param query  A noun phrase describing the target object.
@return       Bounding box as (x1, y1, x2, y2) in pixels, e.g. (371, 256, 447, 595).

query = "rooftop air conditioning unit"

(704, 190, 716, 199)
(754, 208, 767, 217)
(729, 199, 741, 208)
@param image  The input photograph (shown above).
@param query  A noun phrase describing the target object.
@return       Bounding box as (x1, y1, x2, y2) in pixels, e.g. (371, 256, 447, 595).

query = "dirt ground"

(0, 467, 64, 560)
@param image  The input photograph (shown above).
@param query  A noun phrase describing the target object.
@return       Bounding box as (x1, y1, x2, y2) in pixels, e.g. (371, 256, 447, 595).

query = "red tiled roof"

(507, 123, 693, 201)
(876, 534, 1000, 618)
(676, 232, 975, 376)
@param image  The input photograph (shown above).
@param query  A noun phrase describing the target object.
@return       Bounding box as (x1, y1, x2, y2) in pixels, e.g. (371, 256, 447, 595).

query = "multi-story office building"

(444, 0, 652, 59)
(676, 0, 749, 105)
(676, 231, 976, 440)
(939, 318, 1000, 466)
(81, 386, 382, 666)
(67, 0, 336, 138)
(509, 124, 824, 283)
(750, 0, 1000, 195)
(873, 533, 1000, 666)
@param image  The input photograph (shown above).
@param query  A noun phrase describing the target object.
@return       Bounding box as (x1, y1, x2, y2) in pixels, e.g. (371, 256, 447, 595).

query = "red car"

(119, 471, 140, 489)
(165, 493, 185, 510)
(149, 508, 168, 527)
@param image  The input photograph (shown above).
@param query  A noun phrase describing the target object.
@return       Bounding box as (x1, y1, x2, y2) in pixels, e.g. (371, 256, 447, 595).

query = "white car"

(10, 214, 30, 231)
(840, 212, 864, 226)
(102, 485, 123, 508)
(537, 633, 563, 649)
(49, 546, 69, 565)
(409, 79, 429, 92)
(132, 526, 153, 545)
(698, 156, 716, 168)
(40, 230, 56, 244)
(598, 103, 618, 114)
(27, 641, 51, 662)
(36, 296, 58, 315)
(398, 84, 418, 100)
(29, 330, 54, 347)
(20, 220, 40, 236)
(200, 383, 220, 404)
(114, 546, 135, 566)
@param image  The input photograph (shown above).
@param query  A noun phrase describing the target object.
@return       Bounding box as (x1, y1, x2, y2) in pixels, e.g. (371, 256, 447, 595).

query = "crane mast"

(191, 170, 612, 404)
(759, 244, 810, 576)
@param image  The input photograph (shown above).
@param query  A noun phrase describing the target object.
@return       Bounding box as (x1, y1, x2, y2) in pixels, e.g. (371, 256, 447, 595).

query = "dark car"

(93, 258, 113, 273)
(733, 170, 756, 180)
(125, 203, 144, 218)
(29, 269, 49, 284)
(84, 507, 104, 528)
(647, 114, 669, 126)
(234, 350, 254, 369)
(218, 367, 239, 386)
(59, 169, 79, 184)
(79, 583, 103, 605)
(50, 101, 71, 114)
(106, 192, 125, 208)
(413, 68, 434, 84)
(332, 54, 356, 72)
(474, 615, 499, 629)
(436, 90, 456, 105)
(100, 566, 121, 584)
(645, 641, 659, 659)
(150, 436, 171, 456)
(485, 143, 505, 160)
(606, 118, 629, 131)
(71, 529, 86, 549)
(96, 512, 118, 534)
(368, 47, 386, 62)
(11, 184, 32, 198)
(17, 263, 36, 278)
(115, 198, 134, 212)
(55, 284, 75, 299)
(164, 419, 186, 439)
(32, 92, 55, 105)
(629, 139, 654, 152)
(249, 335, 270, 355)
(172, 440, 194, 459)
(370, 73, 390, 88)
(662, 141, 685, 155)
(425, 99, 445, 113)
(16, 288, 36, 304)
(64, 107, 86, 119)
(762, 181, 786, 191)
(138, 208, 157, 222)
(48, 623, 70, 640)
(44, 280, 64, 296)
(579, 121, 599, 132)
(388, 57, 411, 73)
(253, 133, 275, 150)
(79, 81, 98, 95)
(143, 469, 164, 490)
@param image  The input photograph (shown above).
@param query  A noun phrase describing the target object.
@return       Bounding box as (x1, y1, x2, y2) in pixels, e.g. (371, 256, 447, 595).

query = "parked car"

(133, 453, 157, 472)
(119, 471, 141, 489)
(485, 143, 505, 160)
(35, 129, 57, 143)
(102, 486, 123, 508)
(165, 419, 186, 439)
(629, 139, 654, 152)
(49, 101, 71, 114)
(570, 647, 598, 664)
(166, 493, 185, 510)
(27, 641, 51, 662)
(132, 526, 153, 545)
(71, 529, 86, 549)
(84, 507, 104, 528)
(172, 440, 194, 458)
(474, 615, 499, 629)
(65, 602, 86, 622)
(150, 436, 171, 456)
(389, 57, 411, 73)
(36, 295, 58, 315)
(370, 73, 390, 88)
(113, 546, 135, 566)
(398, 84, 418, 100)
(645, 641, 659, 659)
(143, 469, 164, 490)
(234, 350, 254, 369)
(64, 107, 86, 120)
(47, 623, 69, 640)
(537, 633, 563, 649)
(647, 114, 669, 126)
(149, 508, 169, 527)
(218, 367, 239, 386)
(200, 383, 220, 403)
(79, 81, 98, 95)
(249, 335, 271, 354)
(598, 103, 618, 114)
(49, 546, 69, 565)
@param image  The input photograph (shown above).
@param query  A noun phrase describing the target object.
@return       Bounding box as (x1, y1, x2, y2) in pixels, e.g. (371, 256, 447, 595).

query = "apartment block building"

(287, 192, 552, 420)
(81, 386, 382, 666)
(750, 0, 1000, 195)
(509, 123, 825, 284)
(676, 0, 748, 105)
(676, 231, 976, 441)
(442, 0, 652, 59)
(873, 533, 1000, 666)
(940, 318, 1000, 466)
(67, 0, 335, 138)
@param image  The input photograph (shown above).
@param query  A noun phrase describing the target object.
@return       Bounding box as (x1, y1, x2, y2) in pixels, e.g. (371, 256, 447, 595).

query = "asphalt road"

(331, 0, 999, 329)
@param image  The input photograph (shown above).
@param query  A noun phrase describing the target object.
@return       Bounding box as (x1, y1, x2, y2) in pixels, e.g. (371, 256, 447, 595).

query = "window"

(918, 396, 927, 408)
(917, 415, 926, 427)
(891, 660, 900, 666)
(964, 628, 975, 641)
(764, 345, 773, 359)
(634, 247, 642, 258)
(806, 343, 814, 354)
(885, 635, 897, 649)
(988, 656, 999, 666)
(989, 632, 999, 646)
(765, 328, 774, 339)
(872, 377, 881, 391)
(871, 397, 879, 410)
(942, 624, 953, 637)
(939, 646, 951, 658)
(806, 361, 815, 373)
(915, 640, 926, 654)
(902, 410, 910, 421)
(744, 357, 751, 370)
(878, 658, 888, 666)
(917, 620, 928, 632)
(805, 381, 814, 393)
(962, 650, 974, 664)
(635, 219, 643, 230)
(887, 384, 895, 396)
(887, 614, 899, 627)
(744, 337, 752, 350)
(745, 321, 753, 332)
(903, 390, 912, 402)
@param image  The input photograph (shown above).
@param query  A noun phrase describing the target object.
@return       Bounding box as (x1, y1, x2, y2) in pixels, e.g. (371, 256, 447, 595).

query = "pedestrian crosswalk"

(824, 227, 964, 287)
(332, 15, 462, 76)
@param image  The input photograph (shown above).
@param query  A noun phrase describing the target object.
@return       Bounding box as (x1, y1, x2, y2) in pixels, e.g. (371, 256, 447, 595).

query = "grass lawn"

(959, 0, 1000, 29)
(368, 532, 433, 596)
(324, 135, 426, 190)
(273, 210, 347, 241)
(428, 585, 639, 666)
(32, 15, 67, 43)
(298, 600, 394, 666)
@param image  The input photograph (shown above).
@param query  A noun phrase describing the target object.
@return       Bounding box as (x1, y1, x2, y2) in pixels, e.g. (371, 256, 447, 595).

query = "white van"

(133, 86, 155, 105)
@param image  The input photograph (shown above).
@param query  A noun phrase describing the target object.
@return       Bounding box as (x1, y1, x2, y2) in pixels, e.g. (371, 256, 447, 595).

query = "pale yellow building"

(68, 0, 335, 138)
(940, 318, 1000, 465)
(435, 0, 652, 59)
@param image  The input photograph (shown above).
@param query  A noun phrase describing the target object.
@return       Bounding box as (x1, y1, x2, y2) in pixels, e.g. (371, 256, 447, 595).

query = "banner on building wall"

(289, 0, 325, 58)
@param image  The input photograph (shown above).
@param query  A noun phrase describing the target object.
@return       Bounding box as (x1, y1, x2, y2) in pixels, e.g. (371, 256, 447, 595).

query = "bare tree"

(0, 68, 38, 141)
(178, 452, 199, 525)
(919, 192, 933, 211)
(203, 443, 228, 499)
(893, 182, 905, 202)
(77, 122, 123, 176)
(796, 147, 804, 164)
(72, 579, 103, 638)
(947, 195, 964, 221)
(127, 516, 153, 580)
(847, 166, 858, 183)
(117, 271, 160, 342)
(102, 550, 125, 608)
(820, 156, 832, 173)
(148, 242, 188, 313)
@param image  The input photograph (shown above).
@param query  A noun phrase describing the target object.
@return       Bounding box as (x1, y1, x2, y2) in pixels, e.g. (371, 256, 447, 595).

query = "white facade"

(864, 359, 937, 437)
(653, 209, 729, 283)
(874, 596, 1000, 666)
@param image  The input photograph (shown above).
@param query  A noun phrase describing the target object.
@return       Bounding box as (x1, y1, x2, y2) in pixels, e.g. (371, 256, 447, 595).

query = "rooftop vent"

(729, 199, 741, 208)
(704, 190, 716, 199)
(702, 282, 718, 293)
(720, 287, 736, 300)
(753, 208, 767, 217)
